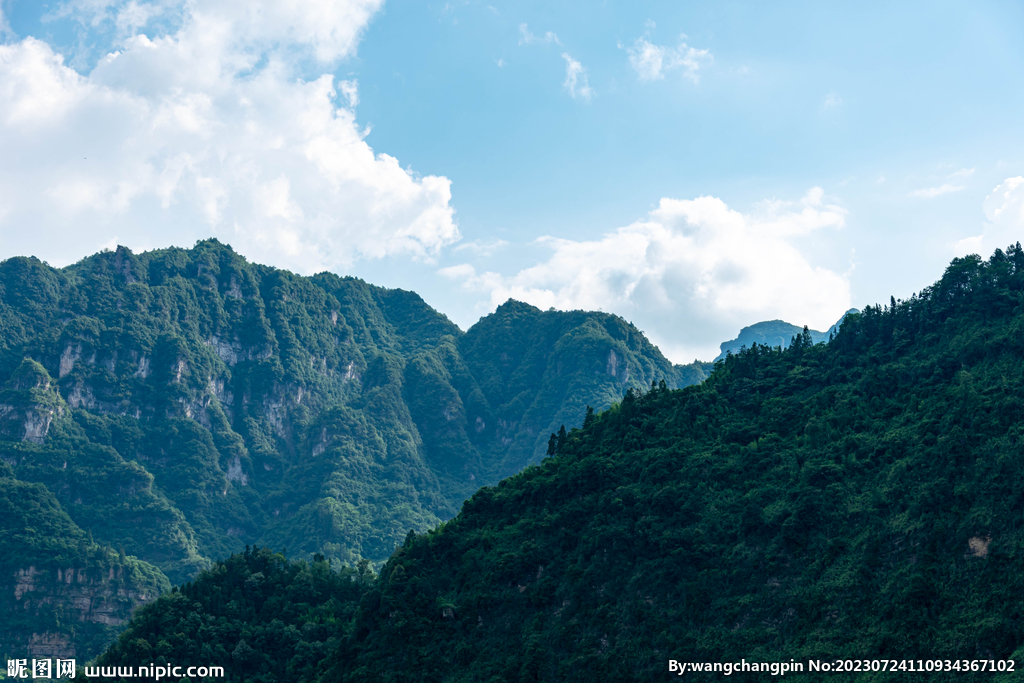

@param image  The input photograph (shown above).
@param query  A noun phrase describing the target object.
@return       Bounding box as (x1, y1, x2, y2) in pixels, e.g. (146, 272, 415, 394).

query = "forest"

(94, 245, 1024, 681)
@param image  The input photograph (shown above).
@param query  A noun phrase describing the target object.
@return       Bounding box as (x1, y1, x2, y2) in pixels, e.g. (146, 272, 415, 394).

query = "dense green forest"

(95, 547, 371, 683)
(0, 240, 709, 660)
(328, 246, 1024, 681)
(95, 246, 1024, 682)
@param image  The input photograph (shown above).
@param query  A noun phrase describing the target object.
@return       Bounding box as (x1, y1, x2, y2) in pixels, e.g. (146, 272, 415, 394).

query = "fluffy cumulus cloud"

(441, 189, 852, 362)
(626, 34, 710, 83)
(0, 0, 459, 272)
(953, 177, 1024, 257)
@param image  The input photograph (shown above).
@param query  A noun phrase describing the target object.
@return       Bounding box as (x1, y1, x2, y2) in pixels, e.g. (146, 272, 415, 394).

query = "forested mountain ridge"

(306, 246, 1024, 682)
(0, 239, 709, 660)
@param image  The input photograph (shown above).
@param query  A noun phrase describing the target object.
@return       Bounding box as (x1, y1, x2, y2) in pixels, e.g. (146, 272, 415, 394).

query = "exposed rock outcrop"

(3, 564, 162, 659)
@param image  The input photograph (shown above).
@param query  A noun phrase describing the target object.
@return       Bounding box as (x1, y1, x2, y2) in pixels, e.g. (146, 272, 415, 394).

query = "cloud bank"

(0, 0, 459, 272)
(441, 188, 852, 362)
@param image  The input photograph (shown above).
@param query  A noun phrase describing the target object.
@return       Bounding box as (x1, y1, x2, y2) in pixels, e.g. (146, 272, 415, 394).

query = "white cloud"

(518, 24, 588, 101)
(910, 168, 976, 199)
(985, 177, 1024, 224)
(561, 53, 593, 101)
(0, 0, 459, 273)
(909, 183, 965, 198)
(626, 35, 710, 83)
(441, 188, 851, 362)
(952, 234, 984, 255)
(454, 238, 508, 257)
(954, 176, 1024, 256)
(822, 91, 842, 109)
(518, 23, 560, 46)
(56, 0, 382, 62)
(338, 79, 359, 108)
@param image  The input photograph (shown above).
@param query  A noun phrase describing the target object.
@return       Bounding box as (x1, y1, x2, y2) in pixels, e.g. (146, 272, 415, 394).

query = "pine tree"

(583, 406, 595, 429)
(556, 425, 567, 453)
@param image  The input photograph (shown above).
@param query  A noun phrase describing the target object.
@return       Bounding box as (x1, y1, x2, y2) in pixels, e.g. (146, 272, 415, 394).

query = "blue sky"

(1, 0, 1023, 361)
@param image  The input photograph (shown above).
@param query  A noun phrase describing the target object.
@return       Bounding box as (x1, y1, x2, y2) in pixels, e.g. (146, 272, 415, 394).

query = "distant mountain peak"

(715, 308, 859, 361)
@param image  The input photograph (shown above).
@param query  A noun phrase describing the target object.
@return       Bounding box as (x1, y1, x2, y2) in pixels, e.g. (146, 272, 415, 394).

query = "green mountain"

(714, 309, 858, 361)
(0, 240, 709, 660)
(301, 246, 1024, 682)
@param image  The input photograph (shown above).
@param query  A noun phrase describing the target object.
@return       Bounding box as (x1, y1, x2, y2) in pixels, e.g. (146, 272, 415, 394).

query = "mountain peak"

(715, 309, 859, 360)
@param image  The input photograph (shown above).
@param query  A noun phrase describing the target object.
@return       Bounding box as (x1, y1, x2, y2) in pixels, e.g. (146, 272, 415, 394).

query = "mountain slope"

(458, 300, 710, 478)
(0, 240, 709, 658)
(0, 462, 168, 663)
(322, 246, 1024, 682)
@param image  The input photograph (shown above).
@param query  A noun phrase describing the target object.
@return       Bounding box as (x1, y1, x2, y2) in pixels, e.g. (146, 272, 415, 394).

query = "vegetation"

(85, 243, 1024, 683)
(0, 240, 707, 658)
(95, 547, 370, 683)
(0, 463, 169, 663)
(320, 246, 1024, 682)
(92, 245, 1024, 681)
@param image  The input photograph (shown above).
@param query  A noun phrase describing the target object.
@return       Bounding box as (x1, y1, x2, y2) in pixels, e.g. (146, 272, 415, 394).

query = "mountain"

(714, 309, 858, 361)
(296, 247, 1024, 682)
(92, 247, 1024, 682)
(0, 240, 710, 660)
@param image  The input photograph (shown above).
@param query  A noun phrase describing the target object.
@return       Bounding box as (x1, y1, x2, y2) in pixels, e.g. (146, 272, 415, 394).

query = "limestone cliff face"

(0, 360, 65, 445)
(2, 564, 161, 659)
(0, 401, 62, 444)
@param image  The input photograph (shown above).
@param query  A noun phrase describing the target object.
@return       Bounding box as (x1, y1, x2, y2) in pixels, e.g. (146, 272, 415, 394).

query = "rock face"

(6, 565, 158, 658)
(0, 360, 64, 444)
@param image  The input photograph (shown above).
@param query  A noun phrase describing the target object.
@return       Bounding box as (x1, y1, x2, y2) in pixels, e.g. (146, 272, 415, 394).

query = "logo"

(6, 659, 76, 679)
